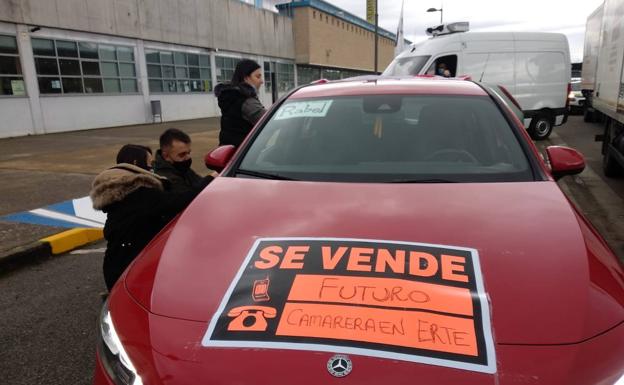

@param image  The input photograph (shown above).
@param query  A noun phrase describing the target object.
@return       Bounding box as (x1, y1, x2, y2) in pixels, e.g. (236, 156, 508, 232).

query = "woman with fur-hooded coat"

(91, 146, 211, 290)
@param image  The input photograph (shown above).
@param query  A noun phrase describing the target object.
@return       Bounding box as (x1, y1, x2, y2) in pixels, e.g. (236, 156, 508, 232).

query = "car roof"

(291, 76, 488, 99)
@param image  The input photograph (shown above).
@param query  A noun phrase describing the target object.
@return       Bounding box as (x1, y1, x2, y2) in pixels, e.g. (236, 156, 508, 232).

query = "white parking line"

(70, 248, 106, 255)
(30, 208, 104, 228)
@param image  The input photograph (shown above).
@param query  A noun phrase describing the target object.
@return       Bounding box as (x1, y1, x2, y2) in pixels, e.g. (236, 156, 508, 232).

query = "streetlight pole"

(374, 0, 378, 73)
(426, 7, 443, 24)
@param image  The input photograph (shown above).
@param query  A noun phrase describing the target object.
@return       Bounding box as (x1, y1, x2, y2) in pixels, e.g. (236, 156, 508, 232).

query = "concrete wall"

(39, 95, 146, 133)
(294, 7, 394, 72)
(153, 93, 218, 122)
(0, 98, 33, 137)
(0, 0, 295, 59)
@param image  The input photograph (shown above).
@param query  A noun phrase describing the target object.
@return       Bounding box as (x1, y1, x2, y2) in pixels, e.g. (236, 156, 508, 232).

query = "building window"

(322, 68, 341, 81)
(215, 56, 241, 84)
(146, 49, 211, 93)
(296, 65, 321, 85)
(263, 61, 272, 93)
(32, 38, 137, 94)
(276, 62, 294, 92)
(0, 35, 25, 96)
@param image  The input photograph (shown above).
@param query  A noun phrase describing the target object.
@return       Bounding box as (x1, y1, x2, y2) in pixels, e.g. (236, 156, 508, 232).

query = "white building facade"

(0, 0, 296, 138)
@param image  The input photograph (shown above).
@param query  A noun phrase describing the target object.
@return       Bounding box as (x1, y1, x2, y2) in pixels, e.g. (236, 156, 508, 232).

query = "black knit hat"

(231, 59, 261, 85)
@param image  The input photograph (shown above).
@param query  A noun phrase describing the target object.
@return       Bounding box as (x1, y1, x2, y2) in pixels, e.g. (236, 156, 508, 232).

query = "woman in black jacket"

(91, 144, 212, 290)
(215, 59, 267, 147)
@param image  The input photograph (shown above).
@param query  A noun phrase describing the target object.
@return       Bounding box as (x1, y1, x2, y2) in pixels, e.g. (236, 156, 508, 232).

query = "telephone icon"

(227, 306, 277, 332)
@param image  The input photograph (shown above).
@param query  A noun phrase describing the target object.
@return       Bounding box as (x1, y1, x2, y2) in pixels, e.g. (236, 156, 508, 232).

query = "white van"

(383, 24, 571, 140)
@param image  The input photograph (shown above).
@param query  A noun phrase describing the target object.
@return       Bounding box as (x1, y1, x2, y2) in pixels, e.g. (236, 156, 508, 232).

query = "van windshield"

(383, 55, 430, 76)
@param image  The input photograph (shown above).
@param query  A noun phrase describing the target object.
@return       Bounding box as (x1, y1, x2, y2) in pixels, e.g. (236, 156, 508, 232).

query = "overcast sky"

(326, 0, 604, 62)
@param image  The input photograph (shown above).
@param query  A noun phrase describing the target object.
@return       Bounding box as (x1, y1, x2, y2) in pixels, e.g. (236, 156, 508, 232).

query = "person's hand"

(443, 69, 451, 77)
(210, 171, 219, 178)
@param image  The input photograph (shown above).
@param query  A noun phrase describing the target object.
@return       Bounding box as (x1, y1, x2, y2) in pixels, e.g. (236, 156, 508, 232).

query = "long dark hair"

(231, 59, 261, 86)
(116, 144, 152, 170)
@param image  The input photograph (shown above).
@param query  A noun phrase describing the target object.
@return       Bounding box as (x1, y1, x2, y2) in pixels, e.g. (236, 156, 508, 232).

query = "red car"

(94, 77, 624, 385)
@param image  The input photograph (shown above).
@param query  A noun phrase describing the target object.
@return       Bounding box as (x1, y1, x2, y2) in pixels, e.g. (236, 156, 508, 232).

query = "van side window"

(426, 54, 458, 77)
(475, 53, 514, 87)
(516, 52, 565, 83)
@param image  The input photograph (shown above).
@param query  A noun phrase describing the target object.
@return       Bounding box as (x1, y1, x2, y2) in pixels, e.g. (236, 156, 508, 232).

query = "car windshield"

(238, 94, 533, 183)
(383, 55, 430, 76)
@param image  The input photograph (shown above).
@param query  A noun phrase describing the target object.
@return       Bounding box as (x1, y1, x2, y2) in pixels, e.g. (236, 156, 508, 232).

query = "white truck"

(384, 23, 571, 140)
(581, 0, 624, 177)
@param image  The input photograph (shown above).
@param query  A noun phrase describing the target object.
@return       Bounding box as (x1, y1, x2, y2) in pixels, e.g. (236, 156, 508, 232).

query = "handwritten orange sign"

(288, 274, 473, 316)
(203, 238, 496, 374)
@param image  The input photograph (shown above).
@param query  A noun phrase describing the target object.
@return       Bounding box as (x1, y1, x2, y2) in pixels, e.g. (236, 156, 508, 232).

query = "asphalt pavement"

(0, 117, 221, 271)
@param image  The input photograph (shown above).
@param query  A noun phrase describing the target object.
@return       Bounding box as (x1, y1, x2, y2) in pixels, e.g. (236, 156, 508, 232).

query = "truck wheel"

(603, 120, 623, 177)
(603, 150, 622, 177)
(528, 114, 553, 140)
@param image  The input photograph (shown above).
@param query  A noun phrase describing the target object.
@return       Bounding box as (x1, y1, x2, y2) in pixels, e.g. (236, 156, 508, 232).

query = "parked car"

(568, 78, 585, 114)
(383, 23, 571, 140)
(94, 77, 624, 385)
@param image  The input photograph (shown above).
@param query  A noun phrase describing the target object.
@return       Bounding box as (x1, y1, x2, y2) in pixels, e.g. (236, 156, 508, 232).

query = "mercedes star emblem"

(327, 355, 352, 377)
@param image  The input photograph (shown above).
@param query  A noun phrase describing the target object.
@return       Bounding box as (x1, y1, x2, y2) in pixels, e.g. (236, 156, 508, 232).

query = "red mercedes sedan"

(94, 77, 624, 385)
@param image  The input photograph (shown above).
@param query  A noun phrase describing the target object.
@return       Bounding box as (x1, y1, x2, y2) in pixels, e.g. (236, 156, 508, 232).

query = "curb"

(41, 228, 104, 254)
(0, 228, 104, 274)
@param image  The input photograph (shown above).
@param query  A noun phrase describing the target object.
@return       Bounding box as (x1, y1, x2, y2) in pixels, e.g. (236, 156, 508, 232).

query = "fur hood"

(90, 163, 167, 210)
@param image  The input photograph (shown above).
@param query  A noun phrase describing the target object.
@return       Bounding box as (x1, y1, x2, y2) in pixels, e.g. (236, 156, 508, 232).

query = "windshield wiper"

(388, 178, 458, 183)
(236, 168, 297, 181)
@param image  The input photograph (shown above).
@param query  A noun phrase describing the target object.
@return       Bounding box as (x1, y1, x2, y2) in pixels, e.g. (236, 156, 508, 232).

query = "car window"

(383, 55, 431, 76)
(486, 85, 524, 122)
(238, 95, 533, 183)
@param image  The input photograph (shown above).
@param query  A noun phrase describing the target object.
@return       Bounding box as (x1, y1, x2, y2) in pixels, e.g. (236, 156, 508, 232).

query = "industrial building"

(0, 0, 403, 138)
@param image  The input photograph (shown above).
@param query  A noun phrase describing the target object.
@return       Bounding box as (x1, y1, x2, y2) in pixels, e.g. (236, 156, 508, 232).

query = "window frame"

(31, 37, 139, 96)
(0, 34, 26, 97)
(215, 55, 242, 85)
(146, 48, 212, 94)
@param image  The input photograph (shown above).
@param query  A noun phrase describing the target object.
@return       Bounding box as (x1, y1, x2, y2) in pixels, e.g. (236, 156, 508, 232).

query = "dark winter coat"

(153, 150, 204, 194)
(215, 82, 266, 147)
(90, 163, 208, 290)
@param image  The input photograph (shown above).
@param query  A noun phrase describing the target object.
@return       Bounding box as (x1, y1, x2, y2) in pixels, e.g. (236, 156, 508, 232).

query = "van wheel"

(528, 114, 553, 140)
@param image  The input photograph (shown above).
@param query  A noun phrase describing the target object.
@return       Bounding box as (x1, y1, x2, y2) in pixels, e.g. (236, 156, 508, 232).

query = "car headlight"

(98, 300, 143, 385)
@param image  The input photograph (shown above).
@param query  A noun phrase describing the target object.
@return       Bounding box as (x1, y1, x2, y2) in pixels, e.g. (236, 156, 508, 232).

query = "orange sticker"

(287, 274, 473, 316)
(277, 303, 477, 356)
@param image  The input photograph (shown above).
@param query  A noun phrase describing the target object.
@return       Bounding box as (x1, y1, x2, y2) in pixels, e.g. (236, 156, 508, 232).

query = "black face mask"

(173, 158, 192, 172)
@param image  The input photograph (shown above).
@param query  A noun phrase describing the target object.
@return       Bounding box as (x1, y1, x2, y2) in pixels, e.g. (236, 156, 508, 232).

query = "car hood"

(132, 177, 624, 345)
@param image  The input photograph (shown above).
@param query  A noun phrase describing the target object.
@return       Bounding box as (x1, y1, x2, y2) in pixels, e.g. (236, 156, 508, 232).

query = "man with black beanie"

(214, 59, 267, 147)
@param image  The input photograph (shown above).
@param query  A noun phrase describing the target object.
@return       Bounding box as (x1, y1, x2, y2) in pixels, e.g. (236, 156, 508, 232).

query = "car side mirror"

(545, 146, 585, 180)
(204, 145, 236, 172)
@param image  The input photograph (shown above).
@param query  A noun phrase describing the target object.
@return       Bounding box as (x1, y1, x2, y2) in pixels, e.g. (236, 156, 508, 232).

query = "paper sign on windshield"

(273, 100, 333, 120)
(202, 238, 496, 374)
